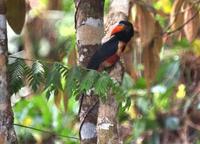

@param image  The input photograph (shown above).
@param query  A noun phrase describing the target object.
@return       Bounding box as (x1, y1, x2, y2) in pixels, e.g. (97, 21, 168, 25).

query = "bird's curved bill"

(111, 24, 125, 35)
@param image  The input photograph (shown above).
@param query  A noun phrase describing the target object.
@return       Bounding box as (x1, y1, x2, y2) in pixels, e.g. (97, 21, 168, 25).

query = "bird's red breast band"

(111, 25, 124, 35)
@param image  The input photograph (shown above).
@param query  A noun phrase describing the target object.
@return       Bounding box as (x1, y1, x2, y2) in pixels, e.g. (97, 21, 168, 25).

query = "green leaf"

(133, 119, 146, 139)
(45, 63, 63, 90)
(29, 61, 45, 92)
(174, 38, 190, 49)
(45, 85, 55, 100)
(54, 62, 68, 76)
(65, 66, 82, 98)
(133, 77, 147, 89)
(94, 73, 112, 99)
(136, 97, 150, 114)
(9, 59, 26, 93)
(80, 70, 99, 92)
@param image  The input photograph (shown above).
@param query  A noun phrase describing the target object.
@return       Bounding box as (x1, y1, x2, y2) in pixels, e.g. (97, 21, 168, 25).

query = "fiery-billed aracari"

(87, 21, 134, 71)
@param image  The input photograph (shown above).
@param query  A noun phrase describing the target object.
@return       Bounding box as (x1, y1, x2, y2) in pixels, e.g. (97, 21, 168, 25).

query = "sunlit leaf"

(45, 85, 55, 100)
(22, 116, 33, 126)
(155, 0, 172, 14)
(176, 83, 186, 99)
(192, 39, 200, 56)
(127, 103, 137, 119)
(134, 77, 147, 89)
(28, 0, 48, 16)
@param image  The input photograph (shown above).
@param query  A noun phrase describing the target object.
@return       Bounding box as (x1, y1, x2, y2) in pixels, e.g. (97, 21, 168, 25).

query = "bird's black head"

(111, 21, 134, 42)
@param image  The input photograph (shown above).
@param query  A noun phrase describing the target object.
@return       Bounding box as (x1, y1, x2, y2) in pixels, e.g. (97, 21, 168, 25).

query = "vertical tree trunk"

(75, 0, 104, 143)
(0, 1, 18, 144)
(97, 0, 130, 143)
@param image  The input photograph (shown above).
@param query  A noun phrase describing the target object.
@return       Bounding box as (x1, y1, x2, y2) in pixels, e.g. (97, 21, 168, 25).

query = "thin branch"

(9, 55, 64, 65)
(163, 7, 200, 36)
(163, 7, 187, 33)
(9, 55, 36, 62)
(79, 99, 99, 139)
(13, 123, 79, 140)
(167, 0, 199, 17)
(183, 92, 200, 116)
(187, 119, 200, 131)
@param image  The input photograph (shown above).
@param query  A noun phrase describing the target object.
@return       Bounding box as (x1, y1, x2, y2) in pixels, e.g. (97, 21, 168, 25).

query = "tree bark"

(0, 1, 18, 144)
(75, 0, 104, 143)
(97, 0, 130, 143)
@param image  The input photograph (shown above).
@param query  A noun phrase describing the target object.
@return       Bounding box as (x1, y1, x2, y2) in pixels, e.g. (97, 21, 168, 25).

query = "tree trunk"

(97, 0, 130, 143)
(74, 0, 104, 143)
(0, 1, 18, 144)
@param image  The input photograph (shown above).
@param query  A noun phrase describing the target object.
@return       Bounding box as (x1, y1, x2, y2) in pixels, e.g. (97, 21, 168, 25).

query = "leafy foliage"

(65, 66, 82, 99)
(94, 73, 111, 99)
(13, 93, 78, 144)
(9, 59, 130, 110)
(9, 59, 28, 94)
(29, 61, 45, 92)
(45, 62, 65, 99)
(80, 70, 99, 92)
(10, 0, 200, 143)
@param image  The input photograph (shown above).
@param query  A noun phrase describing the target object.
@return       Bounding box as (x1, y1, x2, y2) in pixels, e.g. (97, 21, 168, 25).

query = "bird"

(87, 21, 134, 71)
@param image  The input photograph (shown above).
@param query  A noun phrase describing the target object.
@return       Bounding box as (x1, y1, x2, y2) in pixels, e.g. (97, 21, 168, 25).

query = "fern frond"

(45, 63, 63, 90)
(8, 59, 27, 94)
(28, 61, 45, 92)
(80, 70, 99, 92)
(54, 62, 68, 76)
(94, 73, 112, 99)
(65, 66, 82, 98)
(45, 85, 56, 100)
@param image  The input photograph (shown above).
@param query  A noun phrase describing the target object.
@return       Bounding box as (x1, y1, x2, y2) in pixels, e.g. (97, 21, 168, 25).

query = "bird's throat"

(116, 41, 126, 56)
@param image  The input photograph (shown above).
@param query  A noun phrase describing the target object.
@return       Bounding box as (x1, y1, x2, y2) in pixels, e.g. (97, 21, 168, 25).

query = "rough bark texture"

(97, 63, 124, 144)
(75, 0, 104, 143)
(0, 1, 18, 144)
(97, 0, 130, 143)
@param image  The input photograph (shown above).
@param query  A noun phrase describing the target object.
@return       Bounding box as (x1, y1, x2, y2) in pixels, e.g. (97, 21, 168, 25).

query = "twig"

(9, 55, 36, 62)
(13, 123, 79, 140)
(183, 92, 200, 117)
(187, 119, 200, 131)
(167, 0, 200, 18)
(9, 55, 64, 65)
(79, 99, 99, 139)
(163, 7, 200, 36)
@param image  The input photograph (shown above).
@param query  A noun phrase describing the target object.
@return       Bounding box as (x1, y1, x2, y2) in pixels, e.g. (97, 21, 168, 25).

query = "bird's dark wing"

(87, 37, 119, 70)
